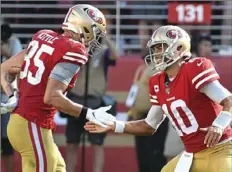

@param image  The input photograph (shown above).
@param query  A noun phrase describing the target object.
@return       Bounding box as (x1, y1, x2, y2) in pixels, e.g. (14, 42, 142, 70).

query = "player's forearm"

(221, 95, 232, 114)
(45, 91, 83, 117)
(212, 95, 232, 129)
(1, 83, 15, 96)
(124, 120, 155, 135)
(1, 69, 15, 96)
(1, 49, 25, 96)
(111, 119, 155, 136)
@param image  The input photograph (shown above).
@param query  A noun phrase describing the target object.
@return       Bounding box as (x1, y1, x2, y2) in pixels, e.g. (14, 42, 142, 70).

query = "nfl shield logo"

(166, 87, 171, 94)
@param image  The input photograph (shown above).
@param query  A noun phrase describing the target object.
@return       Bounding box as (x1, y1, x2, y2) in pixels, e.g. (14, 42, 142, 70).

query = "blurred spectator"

(1, 22, 22, 58)
(218, 0, 232, 56)
(191, 33, 213, 58)
(62, 37, 117, 172)
(221, 0, 232, 46)
(130, 1, 167, 52)
(1, 21, 22, 172)
(126, 53, 168, 172)
(138, 21, 163, 51)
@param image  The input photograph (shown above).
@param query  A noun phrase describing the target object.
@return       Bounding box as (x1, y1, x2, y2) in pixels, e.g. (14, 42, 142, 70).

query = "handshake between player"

(1, 93, 115, 128)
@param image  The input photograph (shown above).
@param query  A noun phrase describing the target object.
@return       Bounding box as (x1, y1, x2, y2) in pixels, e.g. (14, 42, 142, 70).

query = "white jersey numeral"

(162, 99, 199, 136)
(20, 40, 54, 85)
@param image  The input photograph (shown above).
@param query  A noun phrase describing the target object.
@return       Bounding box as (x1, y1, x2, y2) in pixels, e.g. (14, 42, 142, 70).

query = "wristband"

(9, 93, 14, 99)
(80, 106, 88, 117)
(8, 89, 17, 99)
(115, 121, 125, 133)
(212, 111, 232, 129)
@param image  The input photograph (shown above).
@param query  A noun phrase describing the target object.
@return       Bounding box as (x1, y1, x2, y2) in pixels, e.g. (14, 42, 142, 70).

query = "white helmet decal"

(166, 29, 182, 39)
(87, 9, 103, 24)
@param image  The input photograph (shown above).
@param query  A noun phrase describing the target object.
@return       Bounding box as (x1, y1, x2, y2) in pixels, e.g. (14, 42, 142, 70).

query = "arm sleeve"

(200, 80, 232, 104)
(49, 62, 80, 86)
(145, 105, 166, 130)
(190, 58, 220, 90)
(149, 77, 160, 105)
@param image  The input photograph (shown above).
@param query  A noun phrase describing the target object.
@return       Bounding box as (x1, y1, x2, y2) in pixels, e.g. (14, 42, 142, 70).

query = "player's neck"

(63, 31, 71, 38)
(165, 62, 181, 78)
(63, 31, 80, 41)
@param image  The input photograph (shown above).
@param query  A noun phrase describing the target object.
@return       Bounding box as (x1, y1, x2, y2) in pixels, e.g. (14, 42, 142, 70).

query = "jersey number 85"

(20, 40, 54, 85)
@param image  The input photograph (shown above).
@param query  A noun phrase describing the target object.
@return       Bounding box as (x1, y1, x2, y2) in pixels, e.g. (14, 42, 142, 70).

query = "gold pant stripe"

(28, 121, 47, 172)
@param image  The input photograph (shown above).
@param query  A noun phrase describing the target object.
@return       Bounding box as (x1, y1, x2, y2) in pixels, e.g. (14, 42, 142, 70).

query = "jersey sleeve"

(189, 58, 220, 91)
(149, 77, 160, 106)
(60, 41, 89, 66)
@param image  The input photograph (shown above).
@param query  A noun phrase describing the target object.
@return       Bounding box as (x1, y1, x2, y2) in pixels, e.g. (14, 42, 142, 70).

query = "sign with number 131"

(168, 3, 212, 24)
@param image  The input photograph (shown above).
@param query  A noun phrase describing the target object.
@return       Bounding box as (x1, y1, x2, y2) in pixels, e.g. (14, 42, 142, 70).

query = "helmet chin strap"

(75, 27, 85, 45)
(92, 25, 97, 39)
(162, 50, 190, 70)
(87, 26, 98, 58)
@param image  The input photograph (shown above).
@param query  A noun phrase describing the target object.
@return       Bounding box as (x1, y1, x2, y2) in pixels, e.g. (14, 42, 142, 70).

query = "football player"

(0, 4, 115, 172)
(84, 25, 232, 172)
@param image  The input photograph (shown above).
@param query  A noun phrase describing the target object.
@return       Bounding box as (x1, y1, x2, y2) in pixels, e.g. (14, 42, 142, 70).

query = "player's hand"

(84, 121, 115, 133)
(86, 105, 116, 128)
(1, 91, 19, 114)
(200, 126, 223, 147)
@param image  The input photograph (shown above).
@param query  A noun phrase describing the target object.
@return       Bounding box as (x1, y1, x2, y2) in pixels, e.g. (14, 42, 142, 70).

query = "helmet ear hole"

(80, 33, 84, 38)
(177, 45, 182, 51)
(83, 27, 90, 33)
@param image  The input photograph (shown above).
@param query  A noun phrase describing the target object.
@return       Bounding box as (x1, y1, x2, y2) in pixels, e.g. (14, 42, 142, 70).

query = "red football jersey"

(149, 57, 232, 153)
(13, 30, 88, 129)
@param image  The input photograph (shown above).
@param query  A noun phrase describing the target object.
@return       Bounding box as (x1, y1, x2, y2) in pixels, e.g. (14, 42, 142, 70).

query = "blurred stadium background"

(1, 0, 232, 172)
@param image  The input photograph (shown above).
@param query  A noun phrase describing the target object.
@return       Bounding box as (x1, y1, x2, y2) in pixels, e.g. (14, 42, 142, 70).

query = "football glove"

(86, 105, 116, 128)
(1, 91, 18, 114)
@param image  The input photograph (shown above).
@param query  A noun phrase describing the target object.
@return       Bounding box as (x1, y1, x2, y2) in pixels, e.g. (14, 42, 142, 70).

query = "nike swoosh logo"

(92, 112, 97, 119)
(197, 61, 204, 66)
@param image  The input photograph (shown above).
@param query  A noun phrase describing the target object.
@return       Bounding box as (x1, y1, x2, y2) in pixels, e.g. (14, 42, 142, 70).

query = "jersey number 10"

(20, 40, 54, 85)
(162, 99, 199, 136)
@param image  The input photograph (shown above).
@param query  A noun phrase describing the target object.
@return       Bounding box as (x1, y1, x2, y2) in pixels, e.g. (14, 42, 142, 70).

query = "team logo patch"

(154, 85, 159, 92)
(87, 9, 103, 24)
(166, 29, 182, 39)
